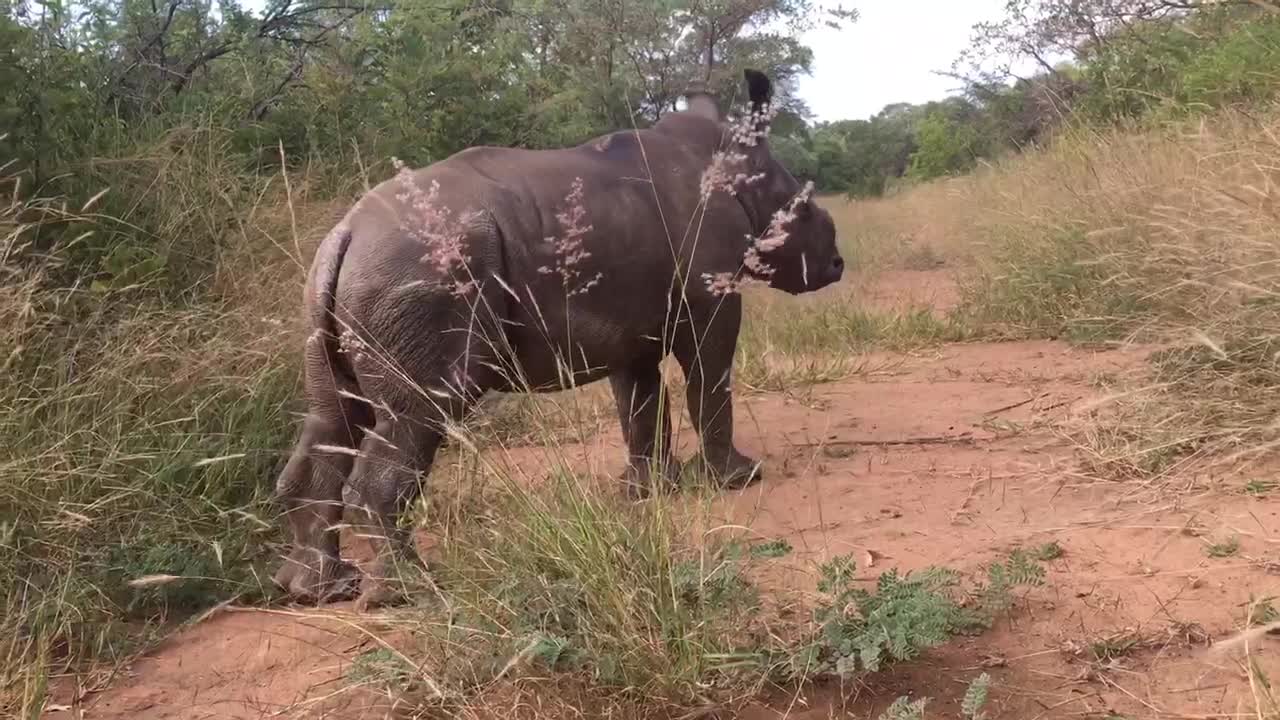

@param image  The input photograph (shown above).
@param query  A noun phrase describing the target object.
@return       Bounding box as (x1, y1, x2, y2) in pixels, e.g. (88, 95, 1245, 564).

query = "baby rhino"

(272, 68, 845, 607)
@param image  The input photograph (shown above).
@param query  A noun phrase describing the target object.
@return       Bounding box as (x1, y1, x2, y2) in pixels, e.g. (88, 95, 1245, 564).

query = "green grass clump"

(1245, 480, 1279, 497)
(735, 298, 964, 391)
(1205, 536, 1241, 558)
(395, 471, 768, 700)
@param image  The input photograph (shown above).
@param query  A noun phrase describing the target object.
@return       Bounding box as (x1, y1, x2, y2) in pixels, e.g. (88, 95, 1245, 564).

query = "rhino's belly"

(500, 312, 665, 393)
(512, 365, 614, 394)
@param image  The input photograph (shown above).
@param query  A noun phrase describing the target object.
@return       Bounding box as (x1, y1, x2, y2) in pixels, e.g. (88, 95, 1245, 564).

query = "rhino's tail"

(307, 220, 360, 393)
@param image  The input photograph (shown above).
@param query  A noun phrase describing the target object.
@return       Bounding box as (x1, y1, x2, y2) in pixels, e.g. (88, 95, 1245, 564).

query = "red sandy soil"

(47, 269, 1280, 720)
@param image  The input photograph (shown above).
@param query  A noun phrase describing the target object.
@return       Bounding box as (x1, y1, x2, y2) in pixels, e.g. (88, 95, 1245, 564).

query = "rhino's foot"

(704, 450, 763, 491)
(352, 555, 431, 613)
(621, 458, 683, 500)
(272, 549, 361, 605)
(353, 577, 411, 613)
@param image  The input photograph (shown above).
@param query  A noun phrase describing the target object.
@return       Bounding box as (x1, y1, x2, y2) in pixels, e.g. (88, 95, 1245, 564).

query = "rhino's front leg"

(673, 294, 762, 489)
(610, 360, 681, 499)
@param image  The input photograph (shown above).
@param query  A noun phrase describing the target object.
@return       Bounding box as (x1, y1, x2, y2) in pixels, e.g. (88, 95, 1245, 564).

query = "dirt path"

(720, 340, 1280, 719)
(50, 270, 1280, 719)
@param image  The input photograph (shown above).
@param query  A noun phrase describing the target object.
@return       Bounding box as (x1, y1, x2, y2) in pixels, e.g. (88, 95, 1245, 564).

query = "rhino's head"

(685, 69, 844, 295)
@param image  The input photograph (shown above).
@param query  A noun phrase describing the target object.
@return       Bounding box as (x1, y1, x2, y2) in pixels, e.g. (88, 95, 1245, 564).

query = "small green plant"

(783, 549, 1045, 681)
(961, 672, 992, 720)
(749, 538, 794, 559)
(877, 673, 990, 720)
(788, 559, 963, 678)
(878, 695, 929, 720)
(1030, 541, 1065, 561)
(524, 633, 577, 671)
(1247, 596, 1279, 627)
(900, 241, 945, 270)
(1245, 480, 1278, 497)
(1089, 631, 1143, 662)
(673, 551, 758, 611)
(1205, 536, 1240, 558)
(348, 648, 416, 692)
(972, 547, 1048, 622)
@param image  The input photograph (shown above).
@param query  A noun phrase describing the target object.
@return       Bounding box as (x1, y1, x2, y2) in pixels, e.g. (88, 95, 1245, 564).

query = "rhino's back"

(328, 118, 731, 385)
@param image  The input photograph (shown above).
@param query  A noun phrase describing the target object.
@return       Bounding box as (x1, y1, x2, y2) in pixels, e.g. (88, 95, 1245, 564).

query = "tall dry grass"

(980, 111, 1280, 479)
(842, 107, 1280, 480)
(0, 133, 348, 715)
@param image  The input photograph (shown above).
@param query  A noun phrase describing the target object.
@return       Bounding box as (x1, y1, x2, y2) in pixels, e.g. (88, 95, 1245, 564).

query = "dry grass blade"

(126, 574, 185, 588)
(1210, 621, 1280, 656)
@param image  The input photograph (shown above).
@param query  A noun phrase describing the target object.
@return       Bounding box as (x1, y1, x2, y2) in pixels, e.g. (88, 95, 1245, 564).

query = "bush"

(908, 111, 980, 181)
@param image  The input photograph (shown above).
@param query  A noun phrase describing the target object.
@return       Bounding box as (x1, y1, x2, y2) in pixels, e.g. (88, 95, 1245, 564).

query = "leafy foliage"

(957, 1, 1280, 125)
(907, 110, 980, 181)
(876, 671, 991, 720)
(749, 538, 794, 558)
(962, 672, 992, 720)
(781, 549, 1046, 681)
(973, 547, 1049, 620)
(878, 696, 929, 720)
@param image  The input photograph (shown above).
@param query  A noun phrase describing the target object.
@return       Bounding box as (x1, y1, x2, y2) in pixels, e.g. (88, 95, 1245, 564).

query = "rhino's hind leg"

(610, 359, 682, 499)
(673, 294, 762, 490)
(342, 407, 450, 611)
(273, 387, 371, 604)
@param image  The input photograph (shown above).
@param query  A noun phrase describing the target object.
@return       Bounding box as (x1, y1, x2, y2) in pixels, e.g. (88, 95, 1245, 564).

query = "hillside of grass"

(837, 109, 1280, 480)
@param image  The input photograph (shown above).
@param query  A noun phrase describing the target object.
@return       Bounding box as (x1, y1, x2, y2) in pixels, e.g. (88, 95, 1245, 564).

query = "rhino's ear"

(744, 69, 772, 113)
(683, 80, 721, 122)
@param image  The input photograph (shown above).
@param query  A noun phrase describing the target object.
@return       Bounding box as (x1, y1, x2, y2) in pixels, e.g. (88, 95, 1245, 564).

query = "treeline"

(771, 85, 1057, 197)
(786, 0, 1280, 197)
(7, 0, 1280, 286)
(0, 0, 852, 294)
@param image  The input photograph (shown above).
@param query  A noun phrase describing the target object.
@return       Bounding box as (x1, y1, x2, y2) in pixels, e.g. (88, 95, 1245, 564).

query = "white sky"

(796, 0, 1013, 122)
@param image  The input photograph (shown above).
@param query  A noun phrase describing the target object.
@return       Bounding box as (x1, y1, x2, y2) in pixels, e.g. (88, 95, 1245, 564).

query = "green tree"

(907, 110, 979, 181)
(771, 133, 818, 182)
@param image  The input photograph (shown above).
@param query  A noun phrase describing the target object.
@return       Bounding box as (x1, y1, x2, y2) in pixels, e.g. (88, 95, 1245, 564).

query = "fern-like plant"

(879, 696, 929, 720)
(961, 672, 991, 720)
(968, 548, 1048, 627)
(784, 549, 1047, 681)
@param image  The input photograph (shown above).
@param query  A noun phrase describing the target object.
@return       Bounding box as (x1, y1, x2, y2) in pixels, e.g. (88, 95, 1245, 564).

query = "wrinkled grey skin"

(272, 69, 845, 607)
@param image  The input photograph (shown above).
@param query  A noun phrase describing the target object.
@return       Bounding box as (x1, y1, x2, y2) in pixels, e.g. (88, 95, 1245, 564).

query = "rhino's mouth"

(755, 251, 845, 295)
